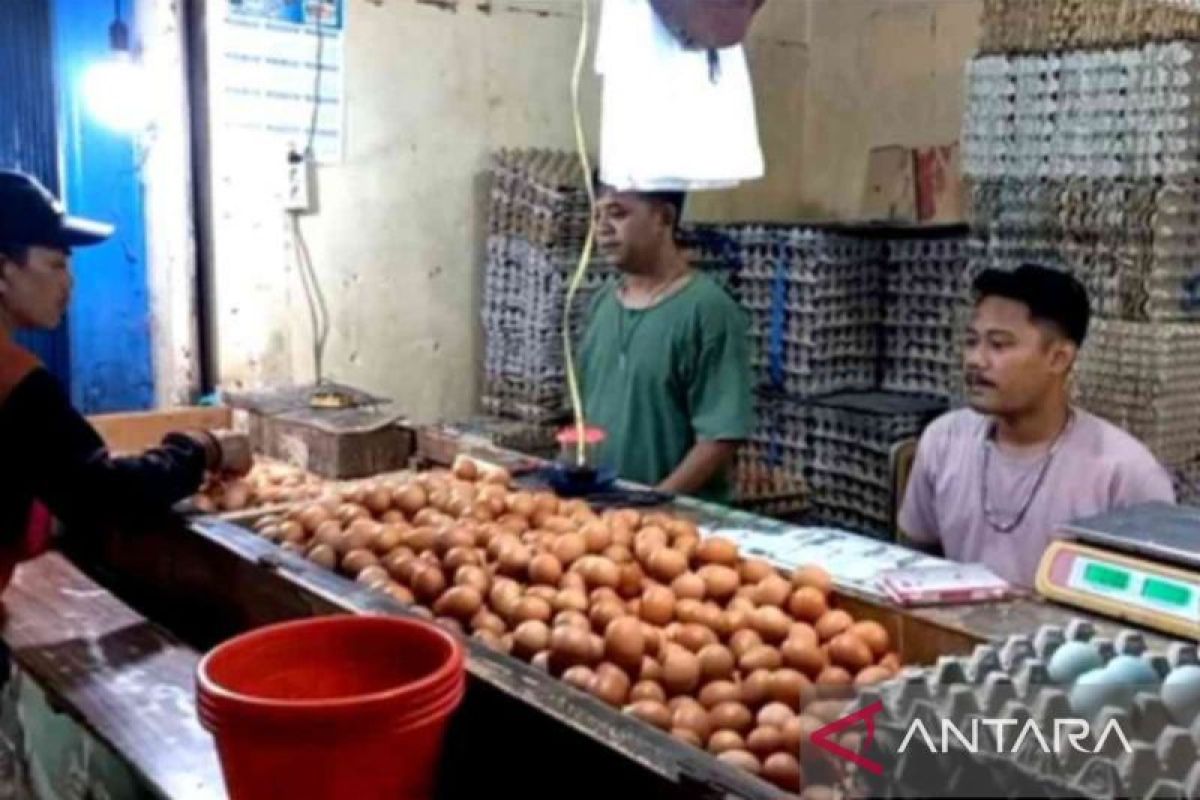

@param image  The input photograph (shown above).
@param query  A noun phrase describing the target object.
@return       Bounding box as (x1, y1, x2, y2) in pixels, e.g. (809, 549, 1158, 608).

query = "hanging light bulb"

(82, 0, 150, 132)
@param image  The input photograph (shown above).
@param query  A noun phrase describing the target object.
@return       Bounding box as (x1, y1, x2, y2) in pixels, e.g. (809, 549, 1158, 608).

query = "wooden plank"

(88, 407, 233, 453)
(0, 553, 224, 800)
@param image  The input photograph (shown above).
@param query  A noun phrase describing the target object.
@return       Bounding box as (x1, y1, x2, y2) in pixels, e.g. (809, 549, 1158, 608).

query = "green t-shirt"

(578, 272, 754, 502)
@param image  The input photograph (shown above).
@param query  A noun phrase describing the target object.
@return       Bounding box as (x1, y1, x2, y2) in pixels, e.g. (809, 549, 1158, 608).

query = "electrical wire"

(562, 0, 596, 466)
(305, 5, 327, 157)
(290, 213, 330, 384)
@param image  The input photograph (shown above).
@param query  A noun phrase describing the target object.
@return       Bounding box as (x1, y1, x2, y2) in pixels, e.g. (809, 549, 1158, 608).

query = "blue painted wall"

(0, 0, 72, 388)
(52, 0, 154, 414)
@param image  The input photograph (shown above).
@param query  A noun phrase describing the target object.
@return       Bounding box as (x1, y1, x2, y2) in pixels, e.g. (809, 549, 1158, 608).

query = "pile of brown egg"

(193, 459, 326, 514)
(250, 458, 901, 797)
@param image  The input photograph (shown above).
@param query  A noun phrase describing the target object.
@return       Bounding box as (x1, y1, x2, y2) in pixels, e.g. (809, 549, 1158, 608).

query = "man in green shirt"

(578, 185, 753, 502)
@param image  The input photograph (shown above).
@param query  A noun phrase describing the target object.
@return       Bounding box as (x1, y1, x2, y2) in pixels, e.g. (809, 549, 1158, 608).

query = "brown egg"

(752, 606, 792, 643)
(410, 563, 447, 603)
(740, 669, 773, 708)
(589, 665, 631, 706)
(710, 701, 754, 734)
(814, 609, 854, 642)
(787, 587, 828, 624)
(306, 543, 337, 569)
(720, 608, 748, 639)
(296, 504, 330, 534)
(402, 526, 437, 553)
(385, 582, 415, 605)
(746, 725, 784, 758)
(738, 558, 776, 585)
(787, 622, 819, 648)
(854, 665, 893, 687)
(879, 652, 901, 674)
(670, 572, 707, 601)
(452, 457, 479, 481)
(769, 668, 811, 708)
(488, 579, 521, 616)
(434, 586, 483, 621)
(496, 543, 533, 578)
(393, 484, 428, 516)
(791, 564, 833, 595)
(553, 588, 589, 614)
(442, 545, 481, 572)
(580, 556, 621, 590)
(849, 621, 891, 659)
(454, 565, 490, 595)
(629, 680, 666, 704)
(697, 644, 736, 682)
(639, 655, 664, 683)
(374, 525, 406, 554)
(590, 587, 622, 606)
(633, 526, 669, 562)
(816, 666, 853, 687)
(560, 571, 587, 592)
(512, 620, 551, 660)
(762, 752, 802, 791)
(695, 537, 739, 566)
(470, 608, 507, 636)
(661, 647, 701, 696)
(588, 601, 626, 634)
(729, 629, 764, 659)
(357, 566, 390, 589)
(672, 704, 713, 742)
(753, 575, 793, 608)
(674, 623, 718, 654)
(697, 565, 740, 600)
(542, 515, 577, 535)
(827, 632, 873, 673)
(718, 749, 762, 774)
(365, 486, 393, 516)
(646, 548, 687, 583)
(554, 609, 591, 632)
(780, 716, 803, 754)
(550, 625, 595, 672)
(640, 585, 676, 626)
(527, 553, 563, 586)
(739, 645, 783, 673)
(588, 634, 606, 664)
(625, 700, 672, 730)
(699, 680, 742, 709)
(757, 701, 796, 729)
(707, 730, 746, 755)
(782, 639, 827, 679)
(604, 616, 646, 673)
(512, 596, 553, 625)
(562, 666, 595, 692)
(603, 544, 633, 564)
(611, 561, 642, 600)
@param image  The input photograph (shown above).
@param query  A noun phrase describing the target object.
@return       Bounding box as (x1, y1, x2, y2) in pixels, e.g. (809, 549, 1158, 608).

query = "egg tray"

(841, 619, 1200, 799)
(968, 178, 1200, 323)
(978, 0, 1200, 57)
(1074, 319, 1200, 466)
(964, 45, 1200, 182)
(1170, 458, 1200, 505)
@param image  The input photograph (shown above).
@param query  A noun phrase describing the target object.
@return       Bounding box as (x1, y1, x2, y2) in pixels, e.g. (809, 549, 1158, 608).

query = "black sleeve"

(7, 369, 209, 529)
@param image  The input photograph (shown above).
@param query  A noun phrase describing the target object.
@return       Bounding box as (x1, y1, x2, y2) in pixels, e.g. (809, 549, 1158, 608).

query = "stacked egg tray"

(489, 149, 592, 251)
(1074, 319, 1200, 468)
(881, 238, 971, 401)
(978, 0, 1200, 56)
(734, 393, 811, 518)
(842, 619, 1200, 799)
(805, 392, 947, 539)
(735, 226, 884, 399)
(963, 43, 1200, 322)
(1172, 458, 1200, 506)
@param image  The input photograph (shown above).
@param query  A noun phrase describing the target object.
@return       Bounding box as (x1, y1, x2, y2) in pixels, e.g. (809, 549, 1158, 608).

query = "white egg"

(1047, 641, 1104, 685)
(1161, 665, 1200, 726)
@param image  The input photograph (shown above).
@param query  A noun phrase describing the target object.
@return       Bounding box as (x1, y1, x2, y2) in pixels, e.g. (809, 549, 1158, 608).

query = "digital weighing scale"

(1035, 502, 1200, 639)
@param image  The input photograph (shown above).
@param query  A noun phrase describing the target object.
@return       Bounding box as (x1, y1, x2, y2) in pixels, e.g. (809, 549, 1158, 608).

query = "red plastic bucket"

(197, 614, 465, 800)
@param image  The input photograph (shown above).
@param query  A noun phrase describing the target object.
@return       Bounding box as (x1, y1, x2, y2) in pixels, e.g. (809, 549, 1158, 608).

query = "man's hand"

(658, 440, 739, 497)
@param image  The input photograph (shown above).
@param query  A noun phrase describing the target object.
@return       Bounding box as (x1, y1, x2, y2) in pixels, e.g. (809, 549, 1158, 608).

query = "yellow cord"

(564, 0, 595, 467)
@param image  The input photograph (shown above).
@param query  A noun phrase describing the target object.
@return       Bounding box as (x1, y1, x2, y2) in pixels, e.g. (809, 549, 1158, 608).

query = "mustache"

(965, 373, 995, 388)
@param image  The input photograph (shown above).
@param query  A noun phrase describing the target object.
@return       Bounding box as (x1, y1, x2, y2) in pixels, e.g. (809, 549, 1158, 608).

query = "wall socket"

(285, 148, 317, 213)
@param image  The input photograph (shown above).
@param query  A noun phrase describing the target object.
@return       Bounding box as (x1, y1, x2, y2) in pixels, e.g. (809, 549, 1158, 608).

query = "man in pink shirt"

(900, 265, 1175, 588)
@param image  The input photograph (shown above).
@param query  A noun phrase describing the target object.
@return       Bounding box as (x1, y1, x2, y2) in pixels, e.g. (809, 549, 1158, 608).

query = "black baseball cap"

(973, 264, 1091, 345)
(0, 170, 112, 250)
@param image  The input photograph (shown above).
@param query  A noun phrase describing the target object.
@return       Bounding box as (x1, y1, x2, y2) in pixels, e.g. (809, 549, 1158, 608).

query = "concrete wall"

(200, 0, 978, 420)
(799, 0, 983, 220)
(203, 0, 808, 421)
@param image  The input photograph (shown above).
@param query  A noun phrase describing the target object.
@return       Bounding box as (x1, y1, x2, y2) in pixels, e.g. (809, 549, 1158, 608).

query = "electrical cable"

(305, 5, 326, 157)
(290, 212, 330, 384)
(563, 0, 595, 467)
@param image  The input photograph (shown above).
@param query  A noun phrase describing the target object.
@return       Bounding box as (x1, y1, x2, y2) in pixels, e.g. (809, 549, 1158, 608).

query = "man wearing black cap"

(0, 170, 249, 586)
(900, 264, 1175, 588)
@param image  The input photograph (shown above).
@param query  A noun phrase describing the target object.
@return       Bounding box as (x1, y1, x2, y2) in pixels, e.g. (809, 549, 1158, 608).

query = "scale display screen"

(1068, 554, 1199, 619)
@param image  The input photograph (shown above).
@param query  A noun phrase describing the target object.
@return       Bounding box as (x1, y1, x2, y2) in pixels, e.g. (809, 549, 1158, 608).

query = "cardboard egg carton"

(965, 46, 1200, 183)
(846, 619, 1200, 799)
(979, 0, 1200, 59)
(1075, 319, 1200, 466)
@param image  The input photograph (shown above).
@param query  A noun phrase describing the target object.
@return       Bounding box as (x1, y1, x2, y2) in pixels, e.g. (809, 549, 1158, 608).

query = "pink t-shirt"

(900, 408, 1176, 588)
